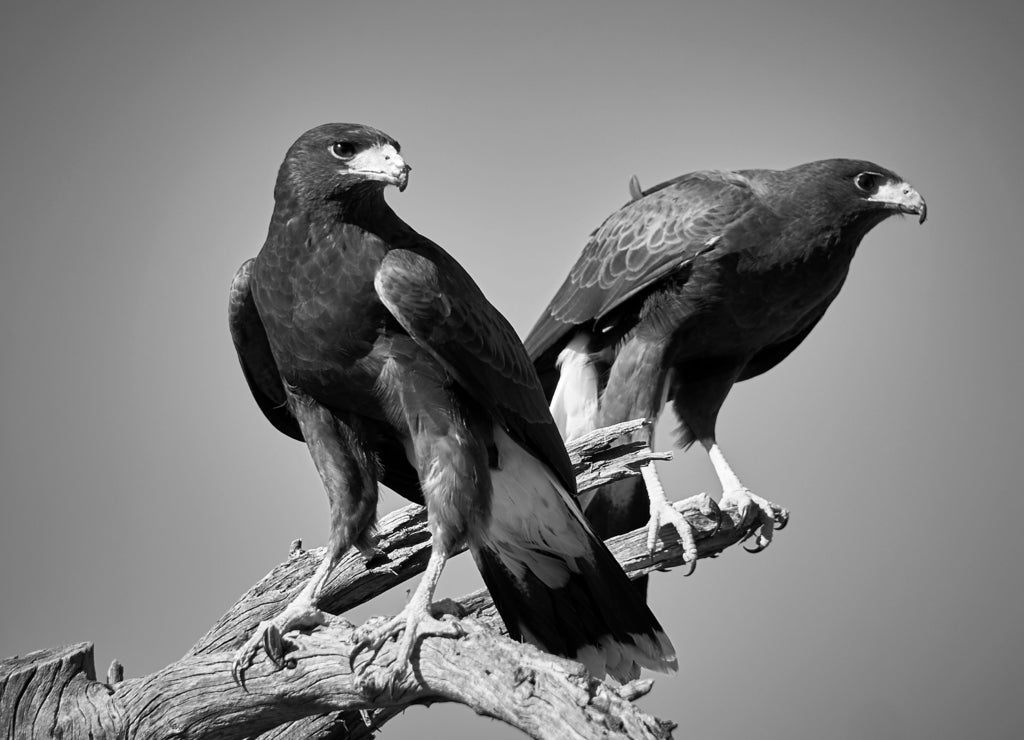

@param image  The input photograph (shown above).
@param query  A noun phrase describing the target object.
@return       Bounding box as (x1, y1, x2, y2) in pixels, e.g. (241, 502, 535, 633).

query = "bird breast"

(669, 243, 852, 355)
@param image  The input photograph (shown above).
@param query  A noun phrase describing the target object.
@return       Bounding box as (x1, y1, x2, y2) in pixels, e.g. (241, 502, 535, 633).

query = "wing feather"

(228, 259, 303, 441)
(524, 170, 760, 359)
(374, 245, 575, 493)
(230, 258, 426, 504)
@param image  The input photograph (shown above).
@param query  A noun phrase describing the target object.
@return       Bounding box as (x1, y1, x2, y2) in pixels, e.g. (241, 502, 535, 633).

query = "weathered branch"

(1, 623, 672, 740)
(246, 488, 754, 740)
(1, 420, 779, 740)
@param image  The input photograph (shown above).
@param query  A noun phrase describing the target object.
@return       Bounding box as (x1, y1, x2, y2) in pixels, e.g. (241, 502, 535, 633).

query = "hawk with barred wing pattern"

(526, 160, 926, 594)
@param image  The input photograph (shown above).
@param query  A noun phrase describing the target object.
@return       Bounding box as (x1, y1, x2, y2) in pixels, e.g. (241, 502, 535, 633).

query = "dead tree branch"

(1, 420, 779, 740)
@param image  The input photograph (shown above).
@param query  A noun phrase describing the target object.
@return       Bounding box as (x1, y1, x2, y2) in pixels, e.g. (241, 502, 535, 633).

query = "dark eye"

(330, 141, 356, 160)
(854, 172, 884, 192)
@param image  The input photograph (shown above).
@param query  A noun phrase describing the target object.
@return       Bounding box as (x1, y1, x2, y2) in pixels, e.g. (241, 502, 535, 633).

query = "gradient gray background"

(2, 1, 1022, 738)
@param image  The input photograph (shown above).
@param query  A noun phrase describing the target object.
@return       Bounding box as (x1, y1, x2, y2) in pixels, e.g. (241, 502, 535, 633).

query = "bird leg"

(232, 392, 378, 686)
(349, 542, 465, 678)
(706, 442, 789, 552)
(641, 462, 715, 574)
(231, 550, 336, 684)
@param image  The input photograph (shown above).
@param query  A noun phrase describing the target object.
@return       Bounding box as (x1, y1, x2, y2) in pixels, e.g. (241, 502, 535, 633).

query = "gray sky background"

(2, 1, 1022, 738)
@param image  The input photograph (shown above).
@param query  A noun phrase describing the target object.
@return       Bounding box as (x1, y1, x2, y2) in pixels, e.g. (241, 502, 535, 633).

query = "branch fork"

(1, 419, 782, 739)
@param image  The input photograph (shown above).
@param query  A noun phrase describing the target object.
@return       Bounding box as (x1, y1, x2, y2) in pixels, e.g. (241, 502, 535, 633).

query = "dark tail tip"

(473, 542, 675, 681)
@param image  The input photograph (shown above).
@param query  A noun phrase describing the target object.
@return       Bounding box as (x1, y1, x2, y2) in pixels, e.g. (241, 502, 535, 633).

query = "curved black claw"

(231, 659, 246, 688)
(231, 602, 327, 687)
(722, 488, 786, 555)
(231, 642, 258, 687)
(349, 608, 466, 679)
(774, 507, 791, 531)
(231, 625, 291, 687)
(743, 536, 770, 554)
(348, 631, 391, 674)
(702, 496, 724, 538)
(263, 625, 287, 669)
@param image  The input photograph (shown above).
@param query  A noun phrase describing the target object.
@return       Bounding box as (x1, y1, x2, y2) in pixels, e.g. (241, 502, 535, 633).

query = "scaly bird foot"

(646, 492, 720, 575)
(231, 597, 328, 686)
(720, 488, 789, 553)
(349, 601, 465, 680)
(641, 462, 721, 575)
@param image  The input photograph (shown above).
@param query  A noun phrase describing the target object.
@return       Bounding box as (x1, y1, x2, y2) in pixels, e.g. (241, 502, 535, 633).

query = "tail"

(581, 476, 653, 600)
(471, 427, 676, 681)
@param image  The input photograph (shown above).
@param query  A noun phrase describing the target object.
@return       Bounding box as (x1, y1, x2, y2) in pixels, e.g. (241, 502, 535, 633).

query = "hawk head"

(785, 159, 927, 228)
(277, 123, 411, 206)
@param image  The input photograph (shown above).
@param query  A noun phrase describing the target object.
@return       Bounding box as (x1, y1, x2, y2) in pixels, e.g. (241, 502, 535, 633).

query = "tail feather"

(581, 476, 653, 600)
(578, 415, 664, 601)
(473, 427, 676, 681)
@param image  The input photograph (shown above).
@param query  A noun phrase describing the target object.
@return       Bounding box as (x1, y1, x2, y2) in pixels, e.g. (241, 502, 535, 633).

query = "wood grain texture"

(1, 420, 781, 739)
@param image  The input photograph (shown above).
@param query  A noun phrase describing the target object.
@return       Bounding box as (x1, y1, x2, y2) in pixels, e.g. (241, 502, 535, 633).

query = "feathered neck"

(272, 181, 398, 233)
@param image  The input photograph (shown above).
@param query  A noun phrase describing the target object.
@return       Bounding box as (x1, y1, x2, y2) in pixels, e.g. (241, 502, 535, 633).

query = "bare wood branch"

(2, 619, 673, 740)
(246, 496, 761, 740)
(202, 419, 761, 739)
(0, 644, 125, 740)
(1, 420, 778, 739)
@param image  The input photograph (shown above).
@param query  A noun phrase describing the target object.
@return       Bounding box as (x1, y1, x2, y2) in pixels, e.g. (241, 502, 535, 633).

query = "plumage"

(526, 159, 927, 594)
(229, 123, 675, 681)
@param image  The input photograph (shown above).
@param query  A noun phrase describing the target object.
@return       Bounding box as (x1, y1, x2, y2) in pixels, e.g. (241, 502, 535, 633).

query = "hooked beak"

(346, 143, 412, 192)
(376, 160, 411, 192)
(868, 179, 927, 224)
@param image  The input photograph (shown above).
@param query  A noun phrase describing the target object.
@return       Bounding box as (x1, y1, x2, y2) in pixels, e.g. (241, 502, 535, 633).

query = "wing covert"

(374, 245, 575, 493)
(524, 170, 760, 358)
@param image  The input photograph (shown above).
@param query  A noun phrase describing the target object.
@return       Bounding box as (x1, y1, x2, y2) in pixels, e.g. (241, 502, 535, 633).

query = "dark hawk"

(228, 123, 676, 681)
(525, 159, 926, 591)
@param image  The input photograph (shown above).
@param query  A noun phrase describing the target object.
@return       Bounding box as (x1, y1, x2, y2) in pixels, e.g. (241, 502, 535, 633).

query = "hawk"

(526, 159, 926, 591)
(228, 123, 676, 680)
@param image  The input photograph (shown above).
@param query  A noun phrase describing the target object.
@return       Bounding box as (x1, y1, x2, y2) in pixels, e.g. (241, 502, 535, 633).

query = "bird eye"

(854, 172, 884, 192)
(330, 142, 357, 160)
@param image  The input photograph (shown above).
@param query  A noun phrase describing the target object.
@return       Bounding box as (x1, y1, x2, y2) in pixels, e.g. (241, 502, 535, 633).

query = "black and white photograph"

(1, 2, 1021, 738)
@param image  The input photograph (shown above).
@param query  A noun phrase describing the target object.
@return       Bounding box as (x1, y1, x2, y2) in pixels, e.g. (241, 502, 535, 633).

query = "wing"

(374, 243, 575, 493)
(229, 259, 303, 441)
(524, 170, 761, 359)
(230, 258, 426, 504)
